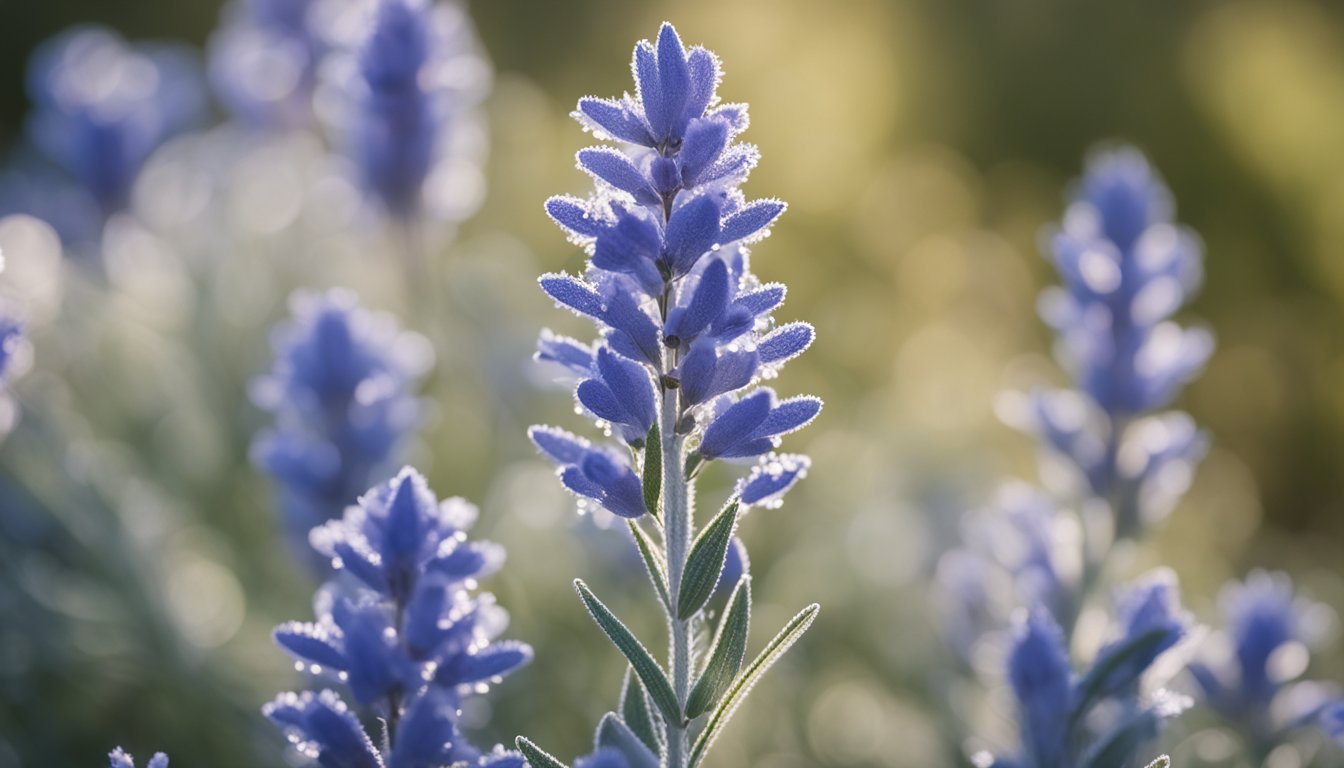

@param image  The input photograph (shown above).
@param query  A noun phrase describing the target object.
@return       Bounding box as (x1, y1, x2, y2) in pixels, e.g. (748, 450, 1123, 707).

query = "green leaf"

(643, 423, 661, 518)
(620, 668, 663, 756)
(686, 577, 752, 719)
(689, 603, 819, 767)
(677, 500, 739, 620)
(683, 452, 703, 479)
(1144, 757, 1171, 768)
(597, 712, 660, 768)
(575, 579, 683, 726)
(628, 521, 671, 611)
(515, 737, 569, 768)
(1071, 627, 1173, 720)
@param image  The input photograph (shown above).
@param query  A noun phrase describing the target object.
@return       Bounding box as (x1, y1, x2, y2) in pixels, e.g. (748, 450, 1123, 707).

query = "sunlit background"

(1, 0, 1344, 766)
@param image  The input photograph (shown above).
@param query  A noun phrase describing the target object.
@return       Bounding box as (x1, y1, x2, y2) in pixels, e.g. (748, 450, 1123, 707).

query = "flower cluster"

(943, 149, 1209, 767)
(209, 0, 326, 129)
(532, 21, 818, 520)
(521, 23, 820, 768)
(108, 748, 168, 768)
(1018, 147, 1213, 540)
(1190, 570, 1344, 755)
(23, 27, 204, 218)
(321, 0, 490, 223)
(251, 289, 429, 561)
(979, 574, 1190, 768)
(267, 467, 530, 768)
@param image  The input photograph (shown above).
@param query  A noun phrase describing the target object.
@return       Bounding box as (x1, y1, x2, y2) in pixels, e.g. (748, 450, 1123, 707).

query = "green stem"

(661, 382, 692, 768)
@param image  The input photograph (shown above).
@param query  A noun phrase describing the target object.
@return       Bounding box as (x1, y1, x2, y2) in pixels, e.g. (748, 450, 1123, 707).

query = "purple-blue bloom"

(251, 289, 428, 562)
(1189, 570, 1342, 751)
(532, 23, 818, 518)
(24, 26, 204, 217)
(209, 0, 324, 129)
(271, 468, 529, 768)
(108, 748, 169, 768)
(323, 0, 490, 222)
(983, 575, 1191, 768)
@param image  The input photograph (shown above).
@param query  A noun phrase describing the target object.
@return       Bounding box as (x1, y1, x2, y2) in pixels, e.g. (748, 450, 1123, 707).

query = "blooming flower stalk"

(267, 467, 530, 768)
(24, 26, 204, 218)
(941, 149, 1211, 766)
(251, 289, 429, 563)
(322, 0, 490, 227)
(1189, 570, 1344, 759)
(520, 23, 820, 768)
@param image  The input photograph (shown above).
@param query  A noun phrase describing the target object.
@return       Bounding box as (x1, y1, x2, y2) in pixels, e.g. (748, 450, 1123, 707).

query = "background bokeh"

(2, 0, 1344, 766)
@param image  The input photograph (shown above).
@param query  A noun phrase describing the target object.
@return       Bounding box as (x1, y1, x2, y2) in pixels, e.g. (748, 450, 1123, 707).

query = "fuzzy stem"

(660, 381, 692, 768)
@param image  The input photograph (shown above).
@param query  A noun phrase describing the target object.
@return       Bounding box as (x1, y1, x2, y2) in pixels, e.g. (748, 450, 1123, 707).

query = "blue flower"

(271, 468, 530, 768)
(1189, 570, 1341, 749)
(209, 0, 324, 129)
(324, 0, 490, 222)
(1041, 147, 1212, 418)
(533, 23, 817, 510)
(25, 26, 204, 216)
(108, 748, 169, 768)
(251, 289, 427, 561)
(737, 453, 809, 508)
(528, 426, 647, 519)
(1008, 608, 1073, 768)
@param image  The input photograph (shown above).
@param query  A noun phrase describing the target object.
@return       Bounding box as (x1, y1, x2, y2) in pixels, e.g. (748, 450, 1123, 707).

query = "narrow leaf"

(643, 423, 661, 518)
(677, 501, 739, 620)
(1145, 758, 1170, 768)
(1072, 627, 1173, 720)
(686, 577, 752, 719)
(629, 522, 671, 611)
(597, 713, 661, 768)
(689, 604, 820, 767)
(620, 668, 663, 756)
(515, 737, 569, 768)
(575, 580, 683, 726)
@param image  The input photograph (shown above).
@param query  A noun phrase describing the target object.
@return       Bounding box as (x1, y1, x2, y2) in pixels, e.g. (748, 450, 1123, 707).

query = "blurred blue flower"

(1189, 570, 1342, 751)
(209, 0, 324, 129)
(323, 0, 490, 223)
(251, 289, 429, 562)
(24, 26, 204, 217)
(1006, 147, 1214, 540)
(108, 748, 168, 768)
(982, 574, 1191, 768)
(532, 22, 817, 519)
(272, 468, 529, 768)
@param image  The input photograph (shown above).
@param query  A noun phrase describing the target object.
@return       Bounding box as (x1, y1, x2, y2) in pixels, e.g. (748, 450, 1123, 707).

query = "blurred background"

(1, 0, 1343, 766)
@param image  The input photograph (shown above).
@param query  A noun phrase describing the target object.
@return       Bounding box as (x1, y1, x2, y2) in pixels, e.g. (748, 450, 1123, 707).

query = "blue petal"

(576, 747, 631, 768)
(758, 322, 814, 364)
(578, 379, 628, 424)
(540, 274, 605, 320)
(664, 196, 721, 275)
(578, 147, 658, 205)
(577, 97, 652, 145)
(1008, 609, 1073, 768)
(537, 331, 596, 377)
(680, 118, 728, 187)
(592, 213, 663, 293)
(480, 752, 528, 768)
(739, 454, 810, 506)
(274, 621, 348, 670)
(677, 343, 717, 406)
(754, 396, 822, 439)
(401, 581, 448, 659)
(146, 756, 169, 768)
(438, 641, 533, 686)
(655, 24, 691, 138)
(581, 452, 646, 519)
(601, 290, 662, 365)
(427, 541, 500, 582)
(684, 47, 721, 124)
(632, 41, 661, 139)
(667, 258, 730, 342)
(596, 347, 656, 432)
(529, 425, 591, 465)
(108, 748, 137, 768)
(719, 199, 786, 244)
(546, 195, 605, 237)
(263, 690, 382, 768)
(699, 390, 773, 460)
